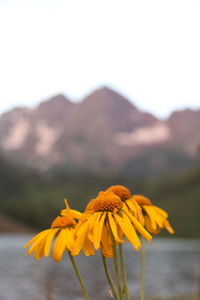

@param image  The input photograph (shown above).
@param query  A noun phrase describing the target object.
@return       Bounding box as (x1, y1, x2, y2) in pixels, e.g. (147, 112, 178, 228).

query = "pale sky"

(0, 0, 200, 118)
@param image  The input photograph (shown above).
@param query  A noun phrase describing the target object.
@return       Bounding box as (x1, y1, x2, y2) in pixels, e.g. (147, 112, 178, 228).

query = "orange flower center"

(51, 216, 76, 228)
(133, 194, 152, 206)
(107, 185, 132, 201)
(93, 191, 123, 212)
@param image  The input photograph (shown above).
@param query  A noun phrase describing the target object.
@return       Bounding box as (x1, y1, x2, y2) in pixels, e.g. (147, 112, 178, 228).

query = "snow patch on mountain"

(114, 123, 170, 146)
(35, 121, 61, 155)
(2, 118, 30, 150)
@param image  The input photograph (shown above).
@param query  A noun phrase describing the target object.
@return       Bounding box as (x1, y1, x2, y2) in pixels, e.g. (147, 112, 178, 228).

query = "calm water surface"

(0, 234, 200, 300)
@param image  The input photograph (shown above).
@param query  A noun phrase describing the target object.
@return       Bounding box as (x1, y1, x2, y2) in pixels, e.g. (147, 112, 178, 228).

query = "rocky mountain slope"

(0, 87, 199, 175)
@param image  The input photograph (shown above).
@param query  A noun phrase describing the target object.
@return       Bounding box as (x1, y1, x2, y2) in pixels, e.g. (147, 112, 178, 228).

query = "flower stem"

(68, 251, 89, 300)
(111, 237, 123, 300)
(101, 252, 120, 300)
(119, 244, 131, 300)
(140, 237, 145, 300)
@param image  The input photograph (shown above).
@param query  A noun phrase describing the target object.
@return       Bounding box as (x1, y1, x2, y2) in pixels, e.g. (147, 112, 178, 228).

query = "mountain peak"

(36, 94, 74, 123)
(82, 86, 135, 112)
(38, 94, 73, 109)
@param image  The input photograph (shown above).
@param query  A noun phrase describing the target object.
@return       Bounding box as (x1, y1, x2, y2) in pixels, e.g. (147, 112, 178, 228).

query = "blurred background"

(0, 0, 200, 299)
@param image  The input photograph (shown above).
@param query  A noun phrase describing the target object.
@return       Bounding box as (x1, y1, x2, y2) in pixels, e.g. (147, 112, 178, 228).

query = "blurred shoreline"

(0, 213, 33, 233)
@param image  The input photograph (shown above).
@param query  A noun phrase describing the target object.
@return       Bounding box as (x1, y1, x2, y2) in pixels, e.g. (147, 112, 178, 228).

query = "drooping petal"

(153, 206, 168, 218)
(72, 219, 91, 256)
(124, 210, 152, 241)
(146, 206, 164, 228)
(114, 214, 141, 250)
(144, 215, 160, 234)
(27, 231, 50, 255)
(24, 229, 50, 249)
(53, 229, 67, 262)
(34, 237, 46, 260)
(93, 212, 107, 249)
(126, 199, 141, 215)
(164, 220, 174, 234)
(93, 212, 102, 249)
(143, 206, 158, 230)
(101, 223, 113, 257)
(44, 228, 59, 257)
(87, 213, 100, 243)
(65, 228, 75, 252)
(101, 247, 113, 258)
(108, 212, 123, 243)
(98, 212, 107, 243)
(83, 235, 95, 256)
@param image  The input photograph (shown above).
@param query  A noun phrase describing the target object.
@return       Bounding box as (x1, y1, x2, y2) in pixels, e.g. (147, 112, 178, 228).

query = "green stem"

(140, 237, 145, 300)
(68, 251, 89, 300)
(111, 236, 123, 300)
(101, 252, 120, 300)
(119, 244, 131, 300)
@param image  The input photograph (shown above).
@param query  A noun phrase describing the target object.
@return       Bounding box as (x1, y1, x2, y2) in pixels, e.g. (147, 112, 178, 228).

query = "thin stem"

(140, 237, 145, 300)
(68, 251, 89, 300)
(119, 244, 131, 300)
(101, 252, 120, 300)
(111, 236, 123, 300)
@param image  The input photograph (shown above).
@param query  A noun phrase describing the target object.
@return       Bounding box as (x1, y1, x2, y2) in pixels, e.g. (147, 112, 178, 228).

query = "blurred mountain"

(0, 87, 199, 175)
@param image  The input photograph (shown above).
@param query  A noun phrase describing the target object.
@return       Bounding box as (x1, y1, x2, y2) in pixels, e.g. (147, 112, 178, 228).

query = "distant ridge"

(0, 86, 199, 175)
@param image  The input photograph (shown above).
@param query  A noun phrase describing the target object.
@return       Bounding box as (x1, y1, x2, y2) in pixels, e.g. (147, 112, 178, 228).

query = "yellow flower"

(133, 194, 174, 235)
(24, 200, 81, 262)
(107, 185, 132, 201)
(72, 191, 152, 258)
(107, 185, 144, 225)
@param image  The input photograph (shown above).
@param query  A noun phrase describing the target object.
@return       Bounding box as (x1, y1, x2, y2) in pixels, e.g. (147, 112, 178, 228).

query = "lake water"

(0, 234, 200, 300)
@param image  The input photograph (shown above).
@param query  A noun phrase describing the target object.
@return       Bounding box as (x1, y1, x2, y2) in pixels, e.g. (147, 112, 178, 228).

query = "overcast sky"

(0, 0, 200, 118)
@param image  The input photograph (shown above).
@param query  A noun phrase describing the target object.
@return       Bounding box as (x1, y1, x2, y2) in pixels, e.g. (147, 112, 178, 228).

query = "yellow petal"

(71, 210, 82, 219)
(153, 206, 168, 218)
(126, 199, 140, 215)
(87, 213, 100, 243)
(83, 235, 95, 256)
(108, 212, 123, 243)
(24, 229, 50, 249)
(164, 220, 174, 234)
(114, 214, 141, 250)
(93, 212, 102, 249)
(101, 224, 113, 257)
(61, 208, 82, 219)
(147, 206, 165, 228)
(34, 238, 46, 260)
(44, 228, 59, 257)
(124, 210, 152, 241)
(74, 219, 87, 235)
(126, 200, 145, 225)
(53, 229, 67, 262)
(94, 212, 107, 249)
(65, 228, 75, 252)
(145, 215, 160, 235)
(72, 219, 91, 255)
(143, 206, 158, 230)
(87, 227, 94, 243)
(101, 248, 113, 258)
(27, 231, 50, 255)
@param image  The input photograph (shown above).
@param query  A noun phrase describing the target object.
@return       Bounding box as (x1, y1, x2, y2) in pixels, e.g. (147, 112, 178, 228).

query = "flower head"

(107, 185, 144, 225)
(72, 191, 152, 257)
(107, 185, 131, 201)
(133, 194, 174, 235)
(24, 200, 81, 262)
